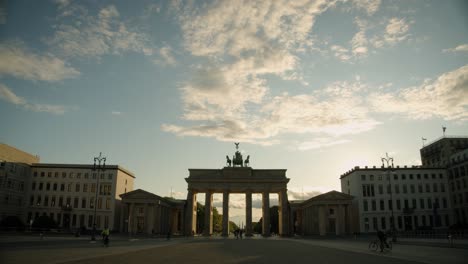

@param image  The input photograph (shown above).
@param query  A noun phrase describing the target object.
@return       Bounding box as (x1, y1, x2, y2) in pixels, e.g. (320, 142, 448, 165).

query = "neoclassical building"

(291, 191, 359, 236)
(119, 189, 184, 235)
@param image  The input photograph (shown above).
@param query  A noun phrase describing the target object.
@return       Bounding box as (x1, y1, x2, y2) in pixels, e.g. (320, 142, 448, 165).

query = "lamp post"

(91, 152, 106, 241)
(381, 152, 396, 242)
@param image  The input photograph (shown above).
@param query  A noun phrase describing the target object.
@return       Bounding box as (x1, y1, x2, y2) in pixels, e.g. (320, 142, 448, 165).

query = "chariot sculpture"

(225, 143, 251, 167)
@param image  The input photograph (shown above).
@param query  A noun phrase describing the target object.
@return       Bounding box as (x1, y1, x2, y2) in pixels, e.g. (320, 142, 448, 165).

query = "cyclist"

(101, 227, 110, 247)
(377, 229, 389, 252)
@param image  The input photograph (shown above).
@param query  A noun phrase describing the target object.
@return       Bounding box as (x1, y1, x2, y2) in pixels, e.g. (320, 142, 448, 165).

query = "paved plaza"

(1, 235, 468, 264)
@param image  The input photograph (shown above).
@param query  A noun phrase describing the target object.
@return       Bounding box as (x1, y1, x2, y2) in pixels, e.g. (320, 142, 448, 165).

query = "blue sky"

(1, 0, 467, 222)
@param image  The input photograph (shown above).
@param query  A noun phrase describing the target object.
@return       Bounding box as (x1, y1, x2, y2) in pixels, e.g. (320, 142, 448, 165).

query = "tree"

(229, 221, 239, 233)
(254, 217, 262, 233)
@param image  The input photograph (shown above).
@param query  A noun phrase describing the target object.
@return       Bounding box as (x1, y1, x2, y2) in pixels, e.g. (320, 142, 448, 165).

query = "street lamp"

(381, 152, 397, 242)
(91, 152, 106, 241)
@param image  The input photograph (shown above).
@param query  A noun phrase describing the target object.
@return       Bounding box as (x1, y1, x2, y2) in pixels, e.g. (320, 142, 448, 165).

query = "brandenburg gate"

(184, 143, 291, 236)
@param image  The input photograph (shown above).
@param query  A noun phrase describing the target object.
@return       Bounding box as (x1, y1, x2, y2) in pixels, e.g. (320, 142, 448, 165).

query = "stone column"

(262, 192, 270, 236)
(147, 204, 154, 235)
(318, 205, 326, 236)
(156, 203, 161, 234)
(203, 191, 213, 236)
(119, 203, 125, 232)
(185, 190, 195, 236)
(128, 203, 134, 234)
(279, 189, 289, 236)
(245, 191, 253, 236)
(222, 191, 229, 237)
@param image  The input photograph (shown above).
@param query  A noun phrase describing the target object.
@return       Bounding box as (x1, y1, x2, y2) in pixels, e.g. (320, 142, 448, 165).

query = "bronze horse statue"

(244, 155, 250, 167)
(226, 155, 232, 167)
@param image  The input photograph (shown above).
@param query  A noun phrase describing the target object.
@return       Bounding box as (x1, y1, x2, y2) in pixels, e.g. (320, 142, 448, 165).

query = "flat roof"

(339, 165, 446, 179)
(31, 163, 135, 178)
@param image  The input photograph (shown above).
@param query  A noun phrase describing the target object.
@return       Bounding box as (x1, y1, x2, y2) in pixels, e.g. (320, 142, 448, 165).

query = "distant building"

(119, 189, 185, 235)
(0, 143, 39, 222)
(340, 166, 452, 233)
(420, 137, 468, 167)
(448, 149, 468, 224)
(0, 143, 135, 231)
(291, 191, 359, 236)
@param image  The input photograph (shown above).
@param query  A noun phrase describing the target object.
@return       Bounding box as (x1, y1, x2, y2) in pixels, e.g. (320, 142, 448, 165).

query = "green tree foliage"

(229, 221, 239, 233)
(253, 206, 280, 234)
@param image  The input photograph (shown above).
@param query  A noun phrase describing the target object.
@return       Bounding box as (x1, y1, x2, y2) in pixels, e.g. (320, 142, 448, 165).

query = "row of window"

(28, 212, 110, 229)
(3, 194, 22, 206)
(362, 182, 446, 197)
(0, 177, 24, 191)
(33, 171, 113, 180)
(364, 214, 449, 231)
(31, 182, 112, 195)
(449, 164, 467, 179)
(361, 173, 444, 182)
(363, 197, 448, 212)
(452, 192, 468, 205)
(450, 179, 467, 192)
(29, 195, 111, 210)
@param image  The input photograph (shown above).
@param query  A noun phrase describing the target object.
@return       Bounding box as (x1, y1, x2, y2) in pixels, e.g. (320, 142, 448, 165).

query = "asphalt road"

(2, 236, 467, 264)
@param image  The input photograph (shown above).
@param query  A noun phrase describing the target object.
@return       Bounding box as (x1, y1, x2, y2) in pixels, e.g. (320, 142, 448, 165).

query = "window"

(62, 172, 66, 178)
(60, 184, 65, 191)
(362, 184, 375, 197)
(404, 199, 409, 209)
(409, 174, 413, 180)
(67, 183, 72, 192)
(402, 185, 407, 193)
(46, 182, 50, 191)
(433, 183, 438, 192)
(363, 200, 368, 211)
(47, 172, 52, 178)
(371, 200, 376, 211)
(442, 198, 447, 208)
(58, 196, 63, 207)
(418, 185, 423, 193)
(29, 195, 34, 205)
(410, 185, 415, 193)
(69, 173, 74, 178)
(77, 173, 81, 179)
(373, 217, 378, 231)
(92, 173, 97, 179)
(51, 196, 56, 206)
(439, 173, 443, 179)
(44, 196, 49, 206)
(82, 198, 86, 208)
(32, 182, 36, 190)
(378, 185, 383, 194)
(388, 200, 392, 210)
(97, 198, 102, 209)
(395, 185, 400, 194)
(402, 174, 406, 180)
(381, 217, 386, 230)
(417, 174, 421, 179)
(91, 183, 96, 193)
(106, 198, 110, 209)
(73, 197, 79, 208)
(75, 184, 80, 192)
(424, 174, 428, 179)
(420, 199, 425, 209)
(380, 200, 385, 210)
(428, 198, 432, 209)
(84, 173, 89, 179)
(36, 195, 41, 206)
(72, 214, 77, 227)
(431, 174, 436, 179)
(378, 175, 382, 181)
(88, 215, 93, 228)
(53, 183, 57, 191)
(412, 199, 417, 209)
(422, 215, 426, 226)
(394, 174, 398, 180)
(90, 197, 95, 209)
(426, 184, 431, 193)
(40, 172, 45, 177)
(329, 208, 335, 215)
(33, 172, 38, 177)
(54, 172, 59, 178)
(83, 184, 88, 192)
(100, 173, 104, 180)
(66, 197, 71, 207)
(39, 182, 43, 190)
(398, 216, 402, 229)
(370, 175, 374, 181)
(108, 173, 112, 180)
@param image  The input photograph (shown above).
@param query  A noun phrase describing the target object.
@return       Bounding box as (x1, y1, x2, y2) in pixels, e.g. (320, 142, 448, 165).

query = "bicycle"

(102, 235, 109, 247)
(369, 239, 392, 252)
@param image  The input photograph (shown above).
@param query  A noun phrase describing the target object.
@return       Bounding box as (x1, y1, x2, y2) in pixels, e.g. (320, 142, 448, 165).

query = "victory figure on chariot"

(226, 143, 250, 167)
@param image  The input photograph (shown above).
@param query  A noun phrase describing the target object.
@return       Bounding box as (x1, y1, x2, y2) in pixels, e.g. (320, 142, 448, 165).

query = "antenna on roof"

(442, 126, 446, 137)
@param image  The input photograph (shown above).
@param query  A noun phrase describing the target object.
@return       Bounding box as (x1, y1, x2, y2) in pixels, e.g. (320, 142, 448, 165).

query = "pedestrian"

(240, 229, 243, 239)
(377, 229, 388, 252)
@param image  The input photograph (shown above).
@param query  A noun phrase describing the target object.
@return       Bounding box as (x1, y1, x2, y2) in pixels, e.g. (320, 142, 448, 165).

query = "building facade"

(26, 163, 135, 231)
(340, 166, 452, 233)
(0, 144, 39, 223)
(120, 189, 185, 235)
(448, 149, 468, 225)
(291, 191, 359, 236)
(420, 137, 468, 167)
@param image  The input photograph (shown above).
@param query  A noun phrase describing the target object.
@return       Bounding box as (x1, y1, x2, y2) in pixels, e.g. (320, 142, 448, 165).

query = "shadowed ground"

(64, 239, 420, 264)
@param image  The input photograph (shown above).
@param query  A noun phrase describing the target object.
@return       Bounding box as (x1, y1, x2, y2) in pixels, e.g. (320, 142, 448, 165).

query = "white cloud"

(297, 138, 351, 151)
(111, 111, 122, 115)
(0, 41, 80, 81)
(48, 4, 154, 59)
(351, 0, 381, 15)
(0, 83, 68, 115)
(369, 65, 468, 121)
(443, 44, 468, 53)
(383, 17, 410, 45)
(154, 46, 176, 66)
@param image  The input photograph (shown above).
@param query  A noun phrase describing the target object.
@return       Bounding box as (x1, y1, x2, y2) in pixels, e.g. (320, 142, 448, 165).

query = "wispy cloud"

(350, 0, 381, 15)
(443, 44, 468, 53)
(0, 83, 69, 115)
(0, 41, 80, 81)
(297, 138, 351, 151)
(369, 64, 468, 121)
(48, 4, 154, 59)
(0, 3, 6, 24)
(154, 46, 176, 66)
(382, 17, 410, 45)
(111, 111, 122, 115)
